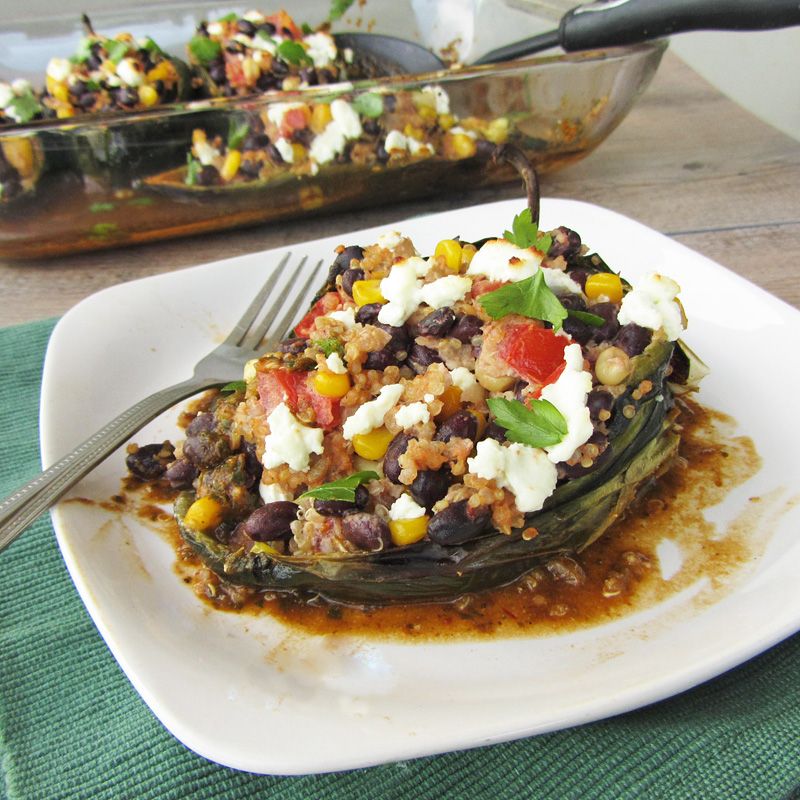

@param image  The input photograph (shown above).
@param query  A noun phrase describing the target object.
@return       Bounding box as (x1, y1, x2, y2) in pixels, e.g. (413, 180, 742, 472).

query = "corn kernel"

(352, 279, 386, 307)
(50, 81, 70, 104)
(2, 138, 35, 178)
(310, 102, 333, 134)
(183, 496, 225, 532)
(291, 143, 307, 162)
(444, 132, 477, 160)
(242, 56, 260, 84)
(436, 386, 462, 421)
(146, 61, 176, 84)
(352, 427, 394, 460)
(220, 149, 242, 181)
(434, 239, 463, 273)
(417, 104, 437, 123)
(438, 113, 456, 131)
(138, 85, 159, 107)
(389, 515, 429, 546)
(192, 128, 207, 146)
(485, 117, 510, 144)
(312, 370, 350, 398)
(56, 106, 75, 119)
(585, 273, 624, 304)
(403, 124, 424, 140)
(250, 542, 280, 556)
(460, 243, 477, 268)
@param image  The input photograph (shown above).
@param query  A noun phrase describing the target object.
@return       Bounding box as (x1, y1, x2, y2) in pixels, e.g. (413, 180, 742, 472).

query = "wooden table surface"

(1, 51, 798, 326)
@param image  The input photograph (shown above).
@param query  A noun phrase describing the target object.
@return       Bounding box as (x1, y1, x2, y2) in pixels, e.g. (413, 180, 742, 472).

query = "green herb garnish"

(185, 154, 202, 186)
(220, 380, 246, 393)
(568, 309, 605, 327)
(277, 40, 311, 66)
(478, 269, 568, 330)
(487, 397, 567, 448)
(329, 0, 356, 21)
(6, 95, 42, 124)
(353, 92, 384, 118)
(218, 12, 238, 22)
(313, 337, 344, 357)
(256, 30, 276, 43)
(105, 39, 130, 65)
(89, 222, 119, 238)
(299, 470, 379, 502)
(301, 22, 314, 35)
(504, 208, 552, 253)
(89, 201, 115, 213)
(141, 37, 166, 57)
(227, 118, 250, 150)
(189, 35, 222, 66)
(126, 197, 154, 207)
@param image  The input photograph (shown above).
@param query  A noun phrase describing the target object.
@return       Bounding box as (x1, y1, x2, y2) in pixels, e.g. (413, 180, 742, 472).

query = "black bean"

(266, 142, 284, 164)
(588, 302, 620, 343)
(69, 81, 86, 97)
(244, 502, 298, 542)
(341, 268, 364, 296)
(242, 132, 269, 150)
(475, 139, 495, 160)
(239, 158, 261, 179)
(377, 322, 409, 354)
(362, 118, 380, 136)
(237, 18, 256, 35)
(292, 128, 314, 147)
(257, 22, 276, 35)
(376, 142, 389, 164)
(271, 59, 289, 77)
(383, 432, 412, 484)
(614, 324, 651, 356)
(587, 389, 614, 420)
(187, 412, 215, 436)
(112, 88, 139, 107)
(314, 485, 369, 517)
(333, 244, 365, 274)
(164, 458, 197, 489)
(225, 41, 245, 54)
(257, 73, 280, 91)
(126, 443, 171, 480)
(434, 410, 478, 443)
(317, 68, 337, 83)
(548, 226, 582, 259)
(566, 269, 589, 291)
(197, 165, 221, 186)
(86, 54, 102, 70)
(483, 422, 506, 442)
(242, 441, 262, 483)
(363, 348, 396, 370)
(355, 303, 381, 324)
(562, 314, 593, 345)
(450, 314, 483, 343)
(341, 513, 390, 550)
(299, 67, 317, 85)
(278, 337, 308, 354)
(428, 500, 491, 545)
(559, 294, 586, 312)
(417, 307, 456, 337)
(407, 343, 442, 374)
(183, 431, 231, 468)
(383, 94, 397, 112)
(410, 469, 450, 510)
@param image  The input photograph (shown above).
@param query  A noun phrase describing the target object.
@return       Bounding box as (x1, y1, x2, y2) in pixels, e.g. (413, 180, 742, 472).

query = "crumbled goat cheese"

(408, 138, 434, 156)
(395, 401, 431, 429)
(11, 79, 31, 95)
(206, 21, 224, 36)
(0, 83, 13, 108)
(448, 125, 476, 139)
(375, 230, 404, 251)
(384, 129, 408, 153)
(419, 275, 472, 309)
(421, 84, 450, 114)
(116, 58, 143, 87)
(46, 58, 72, 83)
(618, 273, 685, 341)
(450, 366, 477, 393)
(468, 439, 558, 513)
(325, 352, 347, 374)
(389, 493, 426, 521)
(378, 262, 470, 325)
(243, 10, 266, 22)
(304, 32, 337, 68)
(310, 99, 362, 165)
(267, 102, 307, 129)
(342, 384, 404, 439)
(259, 482, 293, 504)
(327, 307, 356, 329)
(273, 137, 294, 163)
(541, 267, 582, 295)
(262, 402, 324, 471)
(540, 343, 593, 464)
(467, 239, 544, 283)
(194, 139, 220, 166)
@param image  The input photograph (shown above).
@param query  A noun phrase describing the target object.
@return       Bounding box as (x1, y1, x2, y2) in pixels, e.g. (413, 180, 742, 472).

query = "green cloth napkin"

(1, 318, 798, 800)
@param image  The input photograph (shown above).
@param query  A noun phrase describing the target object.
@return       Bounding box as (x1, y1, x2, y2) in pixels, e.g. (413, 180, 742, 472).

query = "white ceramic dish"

(40, 198, 800, 775)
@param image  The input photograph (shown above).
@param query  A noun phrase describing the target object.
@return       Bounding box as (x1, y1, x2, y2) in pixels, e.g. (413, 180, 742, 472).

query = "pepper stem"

(492, 143, 541, 225)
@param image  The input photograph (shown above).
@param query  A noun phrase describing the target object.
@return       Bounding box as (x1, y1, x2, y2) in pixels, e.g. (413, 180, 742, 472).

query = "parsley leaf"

(105, 39, 130, 65)
(299, 470, 379, 502)
(277, 40, 311, 66)
(568, 309, 605, 327)
(478, 269, 568, 330)
(312, 337, 344, 357)
(6, 94, 42, 124)
(189, 35, 222, 66)
(329, 0, 356, 21)
(227, 118, 250, 150)
(503, 208, 552, 253)
(141, 37, 166, 57)
(220, 380, 246, 393)
(185, 154, 202, 186)
(487, 397, 567, 448)
(218, 12, 238, 22)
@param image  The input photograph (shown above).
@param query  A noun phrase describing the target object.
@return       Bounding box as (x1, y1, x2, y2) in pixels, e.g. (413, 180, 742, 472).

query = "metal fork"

(0, 251, 323, 553)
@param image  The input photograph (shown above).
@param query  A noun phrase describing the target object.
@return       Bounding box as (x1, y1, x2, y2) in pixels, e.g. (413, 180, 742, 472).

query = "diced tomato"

(257, 369, 341, 431)
(283, 106, 310, 134)
(470, 279, 505, 299)
(224, 57, 248, 90)
(266, 10, 304, 40)
(499, 324, 568, 386)
(293, 291, 341, 338)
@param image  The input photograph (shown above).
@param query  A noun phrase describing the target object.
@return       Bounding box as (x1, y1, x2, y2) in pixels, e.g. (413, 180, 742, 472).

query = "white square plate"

(41, 198, 800, 775)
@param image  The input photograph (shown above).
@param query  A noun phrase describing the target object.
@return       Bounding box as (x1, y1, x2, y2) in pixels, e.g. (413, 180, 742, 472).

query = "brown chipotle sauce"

(109, 397, 774, 642)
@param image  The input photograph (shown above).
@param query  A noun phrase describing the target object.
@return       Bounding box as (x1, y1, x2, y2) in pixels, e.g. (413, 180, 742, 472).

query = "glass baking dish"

(0, 2, 666, 259)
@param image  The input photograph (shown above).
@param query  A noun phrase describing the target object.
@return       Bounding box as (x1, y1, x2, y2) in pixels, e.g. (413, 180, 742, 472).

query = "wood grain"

(1, 52, 798, 325)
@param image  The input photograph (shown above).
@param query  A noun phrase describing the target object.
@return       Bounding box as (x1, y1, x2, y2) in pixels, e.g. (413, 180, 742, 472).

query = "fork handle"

(0, 376, 212, 553)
